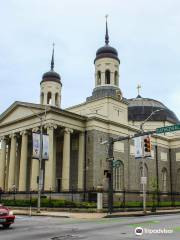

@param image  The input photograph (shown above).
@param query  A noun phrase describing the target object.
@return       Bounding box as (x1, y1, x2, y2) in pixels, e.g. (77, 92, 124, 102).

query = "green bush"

(1, 198, 96, 208)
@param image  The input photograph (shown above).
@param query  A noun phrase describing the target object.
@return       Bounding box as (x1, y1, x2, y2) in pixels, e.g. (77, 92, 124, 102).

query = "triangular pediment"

(0, 101, 47, 125)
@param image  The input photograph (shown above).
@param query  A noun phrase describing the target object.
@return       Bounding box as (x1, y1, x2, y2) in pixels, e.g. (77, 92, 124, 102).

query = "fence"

(0, 190, 180, 210)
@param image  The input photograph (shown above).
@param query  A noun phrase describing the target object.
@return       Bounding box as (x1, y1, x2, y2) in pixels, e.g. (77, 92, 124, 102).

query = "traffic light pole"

(106, 130, 156, 214)
(107, 137, 114, 214)
(141, 137, 146, 214)
(37, 118, 43, 213)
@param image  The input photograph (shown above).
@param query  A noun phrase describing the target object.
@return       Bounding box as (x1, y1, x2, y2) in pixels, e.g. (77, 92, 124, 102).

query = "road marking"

(128, 220, 160, 227)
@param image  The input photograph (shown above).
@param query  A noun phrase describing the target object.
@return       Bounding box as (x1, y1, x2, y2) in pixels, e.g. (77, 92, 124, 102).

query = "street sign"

(156, 124, 180, 134)
(112, 160, 121, 168)
(141, 177, 147, 184)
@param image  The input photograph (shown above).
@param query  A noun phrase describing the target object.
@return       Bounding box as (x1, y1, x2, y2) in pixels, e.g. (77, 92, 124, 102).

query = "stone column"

(52, 93, 55, 106)
(15, 138, 21, 189)
(102, 72, 105, 85)
(5, 141, 10, 191)
(8, 134, 17, 190)
(44, 92, 47, 105)
(110, 72, 114, 85)
(44, 124, 57, 191)
(30, 159, 39, 191)
(62, 128, 73, 191)
(0, 137, 6, 190)
(19, 131, 28, 191)
(78, 132, 85, 190)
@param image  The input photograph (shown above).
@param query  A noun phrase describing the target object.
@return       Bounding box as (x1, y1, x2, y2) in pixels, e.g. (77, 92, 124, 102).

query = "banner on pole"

(134, 137, 143, 159)
(32, 133, 40, 159)
(32, 133, 49, 160)
(42, 135, 49, 160)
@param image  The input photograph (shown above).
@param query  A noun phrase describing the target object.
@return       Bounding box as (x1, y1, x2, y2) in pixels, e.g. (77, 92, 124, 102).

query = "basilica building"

(0, 21, 180, 196)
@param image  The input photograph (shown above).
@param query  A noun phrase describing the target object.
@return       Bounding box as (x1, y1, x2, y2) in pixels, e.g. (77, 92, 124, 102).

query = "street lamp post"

(37, 117, 43, 213)
(108, 137, 114, 214)
(139, 109, 163, 214)
(30, 107, 46, 213)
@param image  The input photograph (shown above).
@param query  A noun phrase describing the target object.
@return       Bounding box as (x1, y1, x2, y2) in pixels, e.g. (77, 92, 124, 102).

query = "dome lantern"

(40, 44, 62, 108)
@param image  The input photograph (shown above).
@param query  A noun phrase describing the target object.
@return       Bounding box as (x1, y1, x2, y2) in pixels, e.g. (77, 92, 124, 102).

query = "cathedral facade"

(0, 21, 180, 197)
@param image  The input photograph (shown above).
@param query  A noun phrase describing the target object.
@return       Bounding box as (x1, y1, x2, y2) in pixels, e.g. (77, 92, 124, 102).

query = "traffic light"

(143, 135, 151, 157)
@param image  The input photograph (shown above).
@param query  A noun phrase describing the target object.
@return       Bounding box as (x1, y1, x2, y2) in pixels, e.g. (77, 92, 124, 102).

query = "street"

(0, 213, 180, 240)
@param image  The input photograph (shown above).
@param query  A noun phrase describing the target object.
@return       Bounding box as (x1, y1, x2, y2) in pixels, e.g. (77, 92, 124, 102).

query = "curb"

(104, 210, 180, 218)
(14, 210, 180, 219)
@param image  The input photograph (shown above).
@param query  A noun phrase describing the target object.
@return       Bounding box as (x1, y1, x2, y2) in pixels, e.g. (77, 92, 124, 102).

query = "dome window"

(55, 93, 59, 106)
(105, 70, 110, 84)
(47, 92, 52, 105)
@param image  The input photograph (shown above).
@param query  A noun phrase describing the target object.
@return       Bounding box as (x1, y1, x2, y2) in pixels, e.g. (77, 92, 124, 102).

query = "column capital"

(9, 133, 17, 139)
(32, 127, 39, 133)
(45, 123, 57, 130)
(0, 136, 7, 141)
(64, 128, 73, 134)
(20, 130, 28, 136)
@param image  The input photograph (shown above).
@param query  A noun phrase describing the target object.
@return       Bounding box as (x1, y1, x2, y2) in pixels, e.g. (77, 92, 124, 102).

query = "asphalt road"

(0, 213, 180, 240)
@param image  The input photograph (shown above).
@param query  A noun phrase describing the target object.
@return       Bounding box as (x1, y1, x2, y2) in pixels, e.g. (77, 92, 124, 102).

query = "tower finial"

(136, 84, 142, 98)
(51, 43, 55, 71)
(105, 14, 109, 45)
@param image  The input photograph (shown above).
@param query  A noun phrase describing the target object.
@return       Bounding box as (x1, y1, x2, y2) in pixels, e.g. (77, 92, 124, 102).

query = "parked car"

(0, 204, 15, 229)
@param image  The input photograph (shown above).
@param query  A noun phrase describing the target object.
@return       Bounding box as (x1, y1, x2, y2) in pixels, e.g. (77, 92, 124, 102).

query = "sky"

(0, 0, 180, 119)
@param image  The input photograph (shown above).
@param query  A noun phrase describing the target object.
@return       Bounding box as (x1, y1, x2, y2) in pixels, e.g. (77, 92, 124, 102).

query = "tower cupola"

(94, 18, 120, 63)
(40, 44, 62, 108)
(89, 16, 122, 102)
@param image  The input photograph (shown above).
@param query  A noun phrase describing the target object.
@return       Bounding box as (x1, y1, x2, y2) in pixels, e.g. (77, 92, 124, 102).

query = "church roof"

(127, 96, 179, 123)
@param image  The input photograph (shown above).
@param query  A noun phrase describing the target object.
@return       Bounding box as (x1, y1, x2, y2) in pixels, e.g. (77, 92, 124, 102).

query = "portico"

(0, 102, 86, 192)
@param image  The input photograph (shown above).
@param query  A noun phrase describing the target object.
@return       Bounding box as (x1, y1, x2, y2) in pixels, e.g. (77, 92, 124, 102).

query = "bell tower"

(86, 16, 122, 102)
(40, 44, 62, 108)
(94, 16, 121, 90)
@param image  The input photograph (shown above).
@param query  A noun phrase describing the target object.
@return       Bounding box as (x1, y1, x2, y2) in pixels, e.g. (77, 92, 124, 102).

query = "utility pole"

(37, 117, 43, 213)
(107, 137, 114, 214)
(141, 137, 146, 214)
(105, 109, 163, 214)
(30, 107, 47, 213)
(139, 109, 163, 215)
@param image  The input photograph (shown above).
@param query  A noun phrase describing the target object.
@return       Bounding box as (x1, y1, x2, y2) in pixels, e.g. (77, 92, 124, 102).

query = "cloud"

(0, 0, 180, 121)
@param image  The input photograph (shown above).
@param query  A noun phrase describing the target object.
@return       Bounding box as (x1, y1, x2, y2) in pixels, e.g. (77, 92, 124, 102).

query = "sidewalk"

(12, 208, 180, 219)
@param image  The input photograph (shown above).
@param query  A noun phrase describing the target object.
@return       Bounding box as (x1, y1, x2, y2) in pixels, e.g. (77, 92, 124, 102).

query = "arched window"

(97, 71, 101, 85)
(41, 92, 44, 104)
(161, 168, 167, 192)
(55, 93, 59, 106)
(47, 92, 52, 105)
(114, 71, 118, 85)
(105, 70, 110, 84)
(176, 169, 180, 192)
(113, 161, 124, 190)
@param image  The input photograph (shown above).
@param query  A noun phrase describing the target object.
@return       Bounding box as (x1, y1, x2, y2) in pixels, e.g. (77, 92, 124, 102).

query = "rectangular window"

(130, 145, 135, 155)
(176, 152, 180, 161)
(161, 152, 168, 161)
(114, 142, 124, 153)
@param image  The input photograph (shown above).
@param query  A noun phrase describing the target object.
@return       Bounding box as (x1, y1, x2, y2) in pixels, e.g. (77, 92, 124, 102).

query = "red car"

(0, 204, 15, 229)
